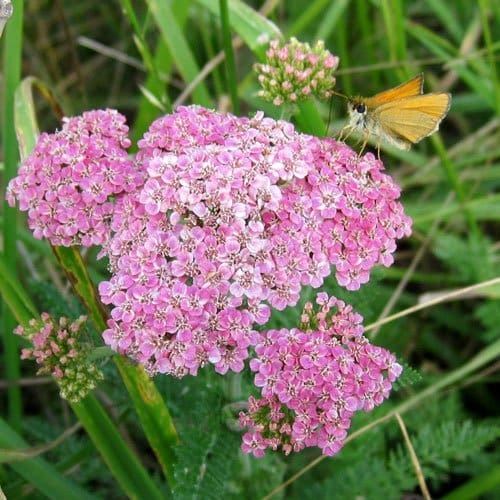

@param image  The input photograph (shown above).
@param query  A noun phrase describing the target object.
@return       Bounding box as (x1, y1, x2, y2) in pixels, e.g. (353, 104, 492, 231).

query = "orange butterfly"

(336, 74, 451, 155)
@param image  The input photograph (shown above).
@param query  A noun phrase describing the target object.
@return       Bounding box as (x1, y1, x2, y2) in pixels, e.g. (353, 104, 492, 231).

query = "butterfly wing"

(375, 93, 451, 144)
(364, 74, 424, 107)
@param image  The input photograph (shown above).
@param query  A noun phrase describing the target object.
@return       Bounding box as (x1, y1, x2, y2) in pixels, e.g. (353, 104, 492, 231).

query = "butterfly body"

(343, 74, 451, 152)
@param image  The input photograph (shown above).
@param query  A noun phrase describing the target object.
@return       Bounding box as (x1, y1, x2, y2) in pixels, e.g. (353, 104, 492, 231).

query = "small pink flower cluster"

(240, 293, 402, 457)
(6, 109, 143, 246)
(99, 105, 411, 377)
(254, 38, 339, 105)
(14, 313, 104, 403)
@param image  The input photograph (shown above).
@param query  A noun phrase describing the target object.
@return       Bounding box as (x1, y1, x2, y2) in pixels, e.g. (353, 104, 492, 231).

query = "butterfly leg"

(357, 132, 370, 157)
(338, 124, 354, 142)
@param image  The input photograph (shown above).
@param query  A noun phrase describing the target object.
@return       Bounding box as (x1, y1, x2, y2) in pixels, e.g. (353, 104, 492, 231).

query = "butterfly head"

(347, 98, 368, 128)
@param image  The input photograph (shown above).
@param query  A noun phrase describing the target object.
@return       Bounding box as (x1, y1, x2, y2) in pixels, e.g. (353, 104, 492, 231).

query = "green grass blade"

(199, 13, 225, 96)
(389, 336, 500, 422)
(146, 0, 212, 106)
(479, 0, 500, 114)
(381, 0, 408, 80)
(287, 0, 331, 37)
(407, 21, 496, 108)
(219, 0, 240, 114)
(334, 8, 352, 94)
(315, 0, 351, 41)
(0, 258, 38, 323)
(72, 396, 165, 500)
(196, 0, 281, 57)
(15, 77, 63, 158)
(129, 1, 192, 144)
(52, 247, 108, 331)
(408, 193, 500, 227)
(130, 39, 172, 146)
(442, 464, 500, 499)
(431, 134, 479, 236)
(0, 418, 93, 499)
(2, 0, 24, 431)
(119, 0, 171, 113)
(424, 0, 464, 42)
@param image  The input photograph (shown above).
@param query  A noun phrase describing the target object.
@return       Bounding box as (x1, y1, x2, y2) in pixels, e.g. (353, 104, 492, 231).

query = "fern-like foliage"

(170, 374, 239, 499)
(283, 395, 498, 499)
(174, 427, 241, 499)
(475, 300, 500, 342)
(28, 279, 83, 320)
(388, 419, 500, 492)
(165, 371, 286, 499)
(301, 457, 401, 500)
(433, 233, 494, 283)
(392, 361, 422, 391)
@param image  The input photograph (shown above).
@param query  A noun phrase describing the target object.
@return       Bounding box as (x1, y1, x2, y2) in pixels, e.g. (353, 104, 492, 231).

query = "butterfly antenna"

(325, 88, 348, 136)
(330, 88, 348, 100)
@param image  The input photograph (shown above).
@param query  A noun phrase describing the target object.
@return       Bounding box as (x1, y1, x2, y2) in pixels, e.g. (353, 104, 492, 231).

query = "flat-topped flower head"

(14, 314, 104, 403)
(254, 38, 339, 106)
(99, 105, 411, 378)
(240, 293, 403, 457)
(6, 109, 143, 247)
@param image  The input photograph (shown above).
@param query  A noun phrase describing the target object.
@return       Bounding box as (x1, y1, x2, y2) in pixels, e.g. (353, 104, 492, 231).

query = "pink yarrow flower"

(6, 109, 143, 247)
(14, 314, 104, 403)
(240, 293, 403, 457)
(255, 38, 340, 105)
(99, 105, 411, 378)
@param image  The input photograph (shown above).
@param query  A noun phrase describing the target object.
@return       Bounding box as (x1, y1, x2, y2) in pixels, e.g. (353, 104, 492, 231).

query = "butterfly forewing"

(365, 74, 424, 109)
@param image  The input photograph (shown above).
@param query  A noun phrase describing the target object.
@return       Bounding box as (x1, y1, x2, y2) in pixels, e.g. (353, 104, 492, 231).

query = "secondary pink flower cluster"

(254, 38, 339, 105)
(98, 105, 411, 377)
(14, 313, 104, 403)
(240, 293, 402, 457)
(6, 109, 143, 246)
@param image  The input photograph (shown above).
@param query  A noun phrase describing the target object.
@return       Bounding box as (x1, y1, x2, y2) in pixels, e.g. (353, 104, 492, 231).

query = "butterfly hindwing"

(376, 93, 451, 143)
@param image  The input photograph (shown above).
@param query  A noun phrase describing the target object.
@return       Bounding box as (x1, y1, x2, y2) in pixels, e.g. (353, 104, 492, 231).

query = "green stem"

(52, 246, 179, 487)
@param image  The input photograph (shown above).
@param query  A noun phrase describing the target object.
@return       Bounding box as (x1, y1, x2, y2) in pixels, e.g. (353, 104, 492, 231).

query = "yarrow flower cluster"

(6, 109, 143, 246)
(239, 293, 402, 457)
(98, 105, 411, 378)
(14, 314, 104, 403)
(254, 38, 339, 106)
(6, 39, 412, 461)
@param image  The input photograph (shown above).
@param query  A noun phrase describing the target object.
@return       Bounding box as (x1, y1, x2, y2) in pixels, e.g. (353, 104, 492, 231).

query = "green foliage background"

(1, 0, 499, 499)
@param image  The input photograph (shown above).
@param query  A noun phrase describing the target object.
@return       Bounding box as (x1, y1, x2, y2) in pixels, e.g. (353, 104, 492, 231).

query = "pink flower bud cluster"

(6, 109, 143, 246)
(98, 105, 411, 378)
(14, 313, 104, 403)
(239, 293, 403, 457)
(254, 38, 339, 106)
